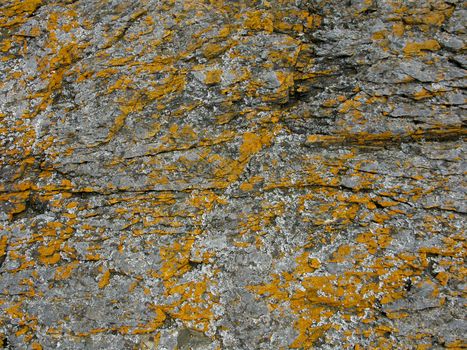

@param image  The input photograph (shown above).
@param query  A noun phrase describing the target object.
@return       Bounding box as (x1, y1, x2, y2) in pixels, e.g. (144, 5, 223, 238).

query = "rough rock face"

(0, 0, 466, 349)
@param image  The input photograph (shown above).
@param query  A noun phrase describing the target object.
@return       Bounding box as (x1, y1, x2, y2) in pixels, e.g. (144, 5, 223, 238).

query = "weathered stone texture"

(0, 0, 465, 349)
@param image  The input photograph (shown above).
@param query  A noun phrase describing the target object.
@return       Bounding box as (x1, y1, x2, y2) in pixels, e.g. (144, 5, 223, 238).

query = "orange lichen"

(205, 69, 222, 85)
(0, 236, 7, 259)
(413, 88, 433, 100)
(239, 176, 263, 192)
(98, 269, 111, 289)
(392, 22, 405, 37)
(203, 43, 229, 59)
(403, 40, 441, 56)
(243, 10, 274, 33)
(38, 242, 61, 265)
(239, 131, 273, 161)
(0, 0, 44, 29)
(54, 261, 79, 280)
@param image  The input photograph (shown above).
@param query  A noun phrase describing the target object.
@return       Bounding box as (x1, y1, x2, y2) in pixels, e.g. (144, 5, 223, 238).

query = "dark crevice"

(448, 56, 466, 69)
(10, 194, 48, 221)
(303, 129, 466, 148)
(0, 335, 11, 350)
(0, 243, 6, 269)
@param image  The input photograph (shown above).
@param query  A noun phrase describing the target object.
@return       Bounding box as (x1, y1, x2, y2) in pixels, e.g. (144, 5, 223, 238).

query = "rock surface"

(0, 0, 466, 349)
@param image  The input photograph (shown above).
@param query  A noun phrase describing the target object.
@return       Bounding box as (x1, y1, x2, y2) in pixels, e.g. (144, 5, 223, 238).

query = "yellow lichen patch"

(422, 12, 446, 26)
(307, 134, 345, 144)
(0, 191, 30, 219)
(239, 130, 273, 162)
(276, 71, 294, 89)
(294, 252, 320, 275)
(131, 307, 166, 334)
(136, 56, 175, 74)
(413, 88, 433, 100)
(210, 156, 243, 186)
(331, 244, 352, 263)
(165, 279, 213, 314)
(205, 69, 222, 85)
(54, 261, 79, 280)
(392, 22, 405, 37)
(261, 71, 294, 103)
(156, 237, 217, 331)
(146, 73, 186, 101)
(339, 98, 362, 113)
(239, 201, 285, 236)
(98, 269, 111, 289)
(203, 43, 229, 59)
(31, 343, 42, 350)
(4, 302, 24, 320)
(270, 8, 315, 33)
(103, 94, 146, 143)
(107, 75, 133, 94)
(402, 8, 452, 27)
(215, 112, 236, 125)
(243, 10, 274, 33)
(158, 239, 194, 281)
(217, 25, 231, 38)
(94, 68, 119, 79)
(372, 31, 387, 40)
(356, 228, 393, 254)
(0, 0, 43, 29)
(330, 203, 359, 224)
(38, 241, 62, 265)
(239, 175, 263, 192)
(188, 190, 227, 211)
(0, 235, 7, 259)
(403, 40, 441, 56)
(305, 13, 321, 29)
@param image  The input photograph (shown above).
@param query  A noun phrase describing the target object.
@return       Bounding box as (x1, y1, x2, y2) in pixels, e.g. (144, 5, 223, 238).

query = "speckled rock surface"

(0, 0, 466, 349)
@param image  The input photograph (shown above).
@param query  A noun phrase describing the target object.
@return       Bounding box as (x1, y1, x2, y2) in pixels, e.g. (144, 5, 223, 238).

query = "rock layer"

(0, 0, 466, 349)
